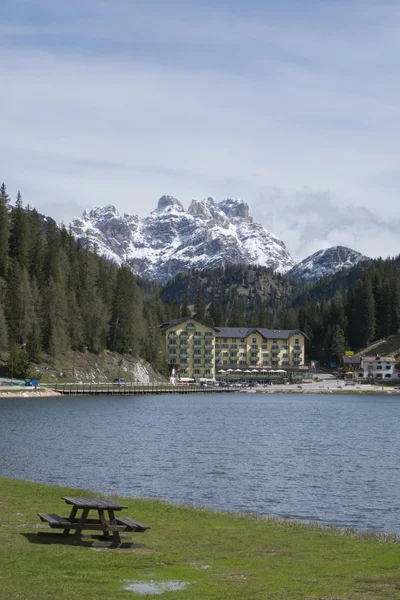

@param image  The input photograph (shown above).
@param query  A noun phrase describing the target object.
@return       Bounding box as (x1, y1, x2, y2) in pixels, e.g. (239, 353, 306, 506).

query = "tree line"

(0, 184, 167, 377)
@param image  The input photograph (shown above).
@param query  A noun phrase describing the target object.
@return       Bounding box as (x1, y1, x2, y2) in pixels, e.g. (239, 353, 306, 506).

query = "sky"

(1, 0, 400, 261)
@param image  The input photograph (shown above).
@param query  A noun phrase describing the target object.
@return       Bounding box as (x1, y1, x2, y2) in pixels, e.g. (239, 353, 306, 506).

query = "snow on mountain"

(288, 246, 369, 282)
(70, 196, 295, 282)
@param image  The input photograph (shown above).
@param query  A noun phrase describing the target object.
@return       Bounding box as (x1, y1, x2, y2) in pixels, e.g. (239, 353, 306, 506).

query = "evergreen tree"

(0, 303, 8, 356)
(180, 290, 190, 318)
(0, 183, 10, 277)
(9, 191, 29, 267)
(194, 286, 206, 321)
(330, 325, 346, 365)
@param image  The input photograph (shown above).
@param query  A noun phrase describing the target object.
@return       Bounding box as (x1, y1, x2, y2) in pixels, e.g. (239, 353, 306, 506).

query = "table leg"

(72, 508, 90, 540)
(98, 509, 110, 539)
(63, 505, 78, 536)
(107, 509, 121, 545)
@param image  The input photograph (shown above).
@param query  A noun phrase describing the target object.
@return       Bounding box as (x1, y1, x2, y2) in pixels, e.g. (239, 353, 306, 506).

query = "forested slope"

(0, 184, 167, 377)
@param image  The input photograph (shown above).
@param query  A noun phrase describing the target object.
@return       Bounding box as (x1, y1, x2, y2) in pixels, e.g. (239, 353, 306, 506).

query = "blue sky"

(1, 0, 400, 260)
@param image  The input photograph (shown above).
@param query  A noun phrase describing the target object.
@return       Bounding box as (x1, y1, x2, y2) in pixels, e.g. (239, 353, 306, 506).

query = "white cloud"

(1, 0, 400, 261)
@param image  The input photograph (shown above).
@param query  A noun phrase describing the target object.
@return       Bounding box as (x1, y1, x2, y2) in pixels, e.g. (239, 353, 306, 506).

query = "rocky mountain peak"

(288, 245, 369, 282)
(218, 198, 252, 222)
(82, 204, 118, 222)
(155, 195, 184, 213)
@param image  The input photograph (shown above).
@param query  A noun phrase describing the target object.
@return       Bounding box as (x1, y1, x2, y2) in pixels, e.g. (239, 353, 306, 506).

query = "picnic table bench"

(38, 497, 150, 548)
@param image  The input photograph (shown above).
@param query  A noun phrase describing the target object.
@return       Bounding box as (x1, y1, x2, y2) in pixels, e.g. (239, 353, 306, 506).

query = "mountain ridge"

(70, 196, 367, 283)
(70, 196, 295, 282)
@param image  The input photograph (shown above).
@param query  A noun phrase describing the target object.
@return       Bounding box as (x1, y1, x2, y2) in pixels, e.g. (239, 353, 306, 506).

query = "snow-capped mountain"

(288, 246, 369, 282)
(70, 196, 295, 282)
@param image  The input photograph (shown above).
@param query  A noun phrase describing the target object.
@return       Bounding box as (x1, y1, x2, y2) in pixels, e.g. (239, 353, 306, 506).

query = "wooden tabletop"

(62, 497, 128, 510)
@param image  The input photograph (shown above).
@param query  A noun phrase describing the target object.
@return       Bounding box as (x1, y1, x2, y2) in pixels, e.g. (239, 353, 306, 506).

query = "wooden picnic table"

(38, 496, 150, 547)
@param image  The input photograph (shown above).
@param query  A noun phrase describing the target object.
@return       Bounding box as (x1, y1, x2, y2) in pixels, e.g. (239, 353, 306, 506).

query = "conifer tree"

(9, 191, 29, 268)
(0, 183, 10, 277)
(0, 303, 8, 356)
(194, 286, 206, 321)
(180, 290, 190, 318)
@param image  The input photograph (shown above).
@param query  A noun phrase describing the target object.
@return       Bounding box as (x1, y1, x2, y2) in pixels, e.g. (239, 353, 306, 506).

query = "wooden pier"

(48, 383, 235, 396)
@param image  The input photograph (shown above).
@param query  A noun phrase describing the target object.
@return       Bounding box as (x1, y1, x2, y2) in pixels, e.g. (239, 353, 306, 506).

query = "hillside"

(0, 349, 165, 384)
(160, 264, 296, 327)
(360, 334, 400, 366)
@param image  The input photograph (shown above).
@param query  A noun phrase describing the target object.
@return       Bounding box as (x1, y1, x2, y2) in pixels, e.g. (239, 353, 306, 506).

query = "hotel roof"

(215, 327, 303, 340)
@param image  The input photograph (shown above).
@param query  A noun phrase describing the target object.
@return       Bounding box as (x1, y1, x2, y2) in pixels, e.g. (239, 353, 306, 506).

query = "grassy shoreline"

(1, 477, 400, 599)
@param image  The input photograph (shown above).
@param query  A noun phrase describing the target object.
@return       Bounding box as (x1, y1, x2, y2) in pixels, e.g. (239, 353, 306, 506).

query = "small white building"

(361, 355, 398, 380)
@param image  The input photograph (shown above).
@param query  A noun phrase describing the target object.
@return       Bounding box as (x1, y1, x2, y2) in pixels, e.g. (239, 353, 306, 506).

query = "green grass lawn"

(1, 477, 400, 599)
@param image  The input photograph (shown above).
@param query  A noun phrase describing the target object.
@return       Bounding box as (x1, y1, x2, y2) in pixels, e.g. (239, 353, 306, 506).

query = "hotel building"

(160, 318, 306, 379)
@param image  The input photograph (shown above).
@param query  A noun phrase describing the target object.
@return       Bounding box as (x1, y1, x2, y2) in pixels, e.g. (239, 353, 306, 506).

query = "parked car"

(113, 378, 125, 384)
(25, 379, 40, 388)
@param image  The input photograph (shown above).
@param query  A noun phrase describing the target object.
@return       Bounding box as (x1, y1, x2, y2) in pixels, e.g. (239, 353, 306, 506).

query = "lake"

(1, 392, 400, 533)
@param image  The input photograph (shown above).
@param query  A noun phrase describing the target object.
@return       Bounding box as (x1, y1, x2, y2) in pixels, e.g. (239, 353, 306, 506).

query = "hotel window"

(295, 338, 299, 344)
(194, 331, 201, 337)
(262, 353, 268, 358)
(223, 338, 227, 342)
(194, 359, 201, 364)
(240, 352, 246, 357)
(240, 344, 246, 349)
(194, 369, 200, 374)
(240, 338, 245, 342)
(231, 338, 236, 342)
(261, 344, 268, 350)
(252, 338, 257, 343)
(273, 339, 277, 344)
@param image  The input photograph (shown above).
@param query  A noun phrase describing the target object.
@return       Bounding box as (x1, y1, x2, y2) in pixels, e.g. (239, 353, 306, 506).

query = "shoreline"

(0, 386, 399, 397)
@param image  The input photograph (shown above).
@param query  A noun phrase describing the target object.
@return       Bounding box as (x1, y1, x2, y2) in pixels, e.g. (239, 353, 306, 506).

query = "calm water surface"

(1, 393, 400, 533)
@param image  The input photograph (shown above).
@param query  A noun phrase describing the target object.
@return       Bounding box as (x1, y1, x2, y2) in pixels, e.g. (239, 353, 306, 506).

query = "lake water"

(1, 392, 400, 533)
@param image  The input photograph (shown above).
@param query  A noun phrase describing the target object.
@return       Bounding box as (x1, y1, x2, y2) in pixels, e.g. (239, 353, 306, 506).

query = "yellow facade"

(163, 318, 216, 379)
(215, 331, 305, 368)
(161, 320, 306, 379)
